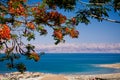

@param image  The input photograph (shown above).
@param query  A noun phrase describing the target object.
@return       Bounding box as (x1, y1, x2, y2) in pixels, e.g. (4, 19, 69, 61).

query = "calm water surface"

(0, 53, 120, 74)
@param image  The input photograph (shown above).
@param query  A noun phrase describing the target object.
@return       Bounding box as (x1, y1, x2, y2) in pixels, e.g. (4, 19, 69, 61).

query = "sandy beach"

(97, 63, 120, 69)
(0, 63, 120, 80)
(0, 72, 120, 80)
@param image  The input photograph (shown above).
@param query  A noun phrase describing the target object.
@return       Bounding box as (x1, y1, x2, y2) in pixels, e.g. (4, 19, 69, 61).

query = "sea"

(0, 53, 120, 74)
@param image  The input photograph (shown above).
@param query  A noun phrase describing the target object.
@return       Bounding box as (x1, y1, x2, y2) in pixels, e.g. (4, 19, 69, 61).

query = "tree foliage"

(0, 0, 120, 73)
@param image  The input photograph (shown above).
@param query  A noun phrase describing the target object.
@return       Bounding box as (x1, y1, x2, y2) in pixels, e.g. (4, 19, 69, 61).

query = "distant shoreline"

(1, 51, 120, 54)
(97, 63, 120, 69)
(44, 52, 120, 54)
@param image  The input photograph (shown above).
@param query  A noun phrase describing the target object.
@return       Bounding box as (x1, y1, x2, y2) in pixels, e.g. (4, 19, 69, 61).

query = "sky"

(25, 0, 120, 53)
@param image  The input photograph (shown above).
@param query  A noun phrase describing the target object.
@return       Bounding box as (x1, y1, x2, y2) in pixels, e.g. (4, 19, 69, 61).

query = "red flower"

(54, 29, 63, 40)
(70, 29, 79, 38)
(0, 24, 11, 40)
(65, 27, 70, 33)
(31, 52, 40, 62)
(26, 22, 35, 30)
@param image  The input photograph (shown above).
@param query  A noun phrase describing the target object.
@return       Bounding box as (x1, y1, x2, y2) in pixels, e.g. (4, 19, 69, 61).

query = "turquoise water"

(0, 53, 120, 74)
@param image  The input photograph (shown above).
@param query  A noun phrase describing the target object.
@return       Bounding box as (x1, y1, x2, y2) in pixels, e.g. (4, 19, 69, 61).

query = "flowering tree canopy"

(0, 0, 120, 73)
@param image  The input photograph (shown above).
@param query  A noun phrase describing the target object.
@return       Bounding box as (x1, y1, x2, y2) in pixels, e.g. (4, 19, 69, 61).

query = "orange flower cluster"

(64, 27, 79, 38)
(32, 7, 48, 23)
(70, 29, 79, 38)
(48, 11, 67, 25)
(65, 27, 70, 33)
(8, 0, 26, 16)
(26, 22, 35, 30)
(53, 28, 79, 40)
(54, 29, 63, 40)
(0, 24, 11, 40)
(31, 7, 45, 14)
(30, 52, 40, 62)
(31, 7, 66, 25)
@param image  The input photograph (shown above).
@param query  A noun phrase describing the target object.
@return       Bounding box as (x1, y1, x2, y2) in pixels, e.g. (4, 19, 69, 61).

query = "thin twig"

(78, 0, 112, 6)
(90, 14, 120, 23)
(78, 0, 120, 24)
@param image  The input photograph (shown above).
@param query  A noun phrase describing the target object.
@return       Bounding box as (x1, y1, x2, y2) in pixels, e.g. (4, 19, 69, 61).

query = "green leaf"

(11, 34, 18, 39)
(37, 25, 44, 31)
(0, 45, 4, 50)
(55, 40, 60, 45)
(0, 57, 8, 61)
(7, 63, 13, 69)
(15, 63, 26, 73)
(27, 33, 35, 41)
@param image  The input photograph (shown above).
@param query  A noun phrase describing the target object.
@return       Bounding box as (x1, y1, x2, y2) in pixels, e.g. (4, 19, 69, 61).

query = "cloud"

(34, 43, 120, 53)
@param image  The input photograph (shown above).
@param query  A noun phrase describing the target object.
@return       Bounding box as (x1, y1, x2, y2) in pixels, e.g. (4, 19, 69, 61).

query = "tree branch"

(78, 0, 112, 6)
(77, 0, 120, 24)
(90, 14, 120, 23)
(0, 5, 7, 11)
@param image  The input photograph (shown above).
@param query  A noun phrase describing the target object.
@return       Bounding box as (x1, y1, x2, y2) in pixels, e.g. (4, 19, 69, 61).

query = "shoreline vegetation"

(0, 63, 120, 80)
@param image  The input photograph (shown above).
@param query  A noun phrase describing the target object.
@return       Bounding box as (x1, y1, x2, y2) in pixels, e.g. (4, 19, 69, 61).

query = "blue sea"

(0, 53, 120, 74)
